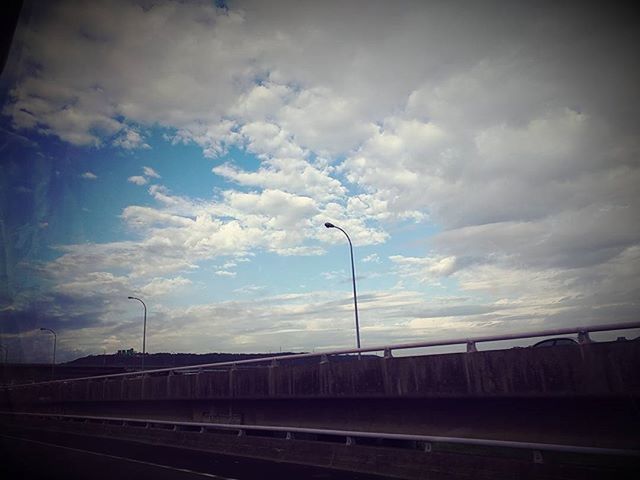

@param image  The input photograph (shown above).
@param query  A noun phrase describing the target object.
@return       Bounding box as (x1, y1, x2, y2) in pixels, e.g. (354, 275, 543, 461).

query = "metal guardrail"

(3, 320, 640, 389)
(1, 411, 638, 460)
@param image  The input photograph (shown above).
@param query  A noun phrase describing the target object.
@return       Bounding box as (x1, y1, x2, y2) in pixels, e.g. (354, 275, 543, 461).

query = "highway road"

(0, 425, 395, 480)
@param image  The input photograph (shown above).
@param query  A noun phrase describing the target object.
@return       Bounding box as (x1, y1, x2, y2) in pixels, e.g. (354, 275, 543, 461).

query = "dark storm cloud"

(0, 291, 107, 335)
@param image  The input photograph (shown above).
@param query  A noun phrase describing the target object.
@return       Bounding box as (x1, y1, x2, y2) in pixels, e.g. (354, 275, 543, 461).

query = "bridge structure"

(2, 321, 640, 479)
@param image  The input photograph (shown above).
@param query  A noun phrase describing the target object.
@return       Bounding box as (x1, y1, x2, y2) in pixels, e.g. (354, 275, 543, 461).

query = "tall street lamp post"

(128, 296, 147, 371)
(39, 328, 56, 378)
(324, 222, 361, 352)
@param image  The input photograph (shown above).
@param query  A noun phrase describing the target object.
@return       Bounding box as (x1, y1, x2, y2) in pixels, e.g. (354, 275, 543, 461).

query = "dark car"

(533, 337, 578, 347)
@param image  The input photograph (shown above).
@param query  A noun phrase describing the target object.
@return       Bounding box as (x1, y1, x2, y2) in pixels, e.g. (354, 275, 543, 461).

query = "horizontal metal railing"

(1, 411, 638, 459)
(2, 320, 639, 389)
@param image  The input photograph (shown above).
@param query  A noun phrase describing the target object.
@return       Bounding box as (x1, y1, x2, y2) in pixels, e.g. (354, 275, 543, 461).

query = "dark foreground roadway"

(0, 425, 395, 480)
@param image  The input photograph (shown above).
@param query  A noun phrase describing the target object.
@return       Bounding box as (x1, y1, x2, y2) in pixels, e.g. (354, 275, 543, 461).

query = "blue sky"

(1, 0, 639, 362)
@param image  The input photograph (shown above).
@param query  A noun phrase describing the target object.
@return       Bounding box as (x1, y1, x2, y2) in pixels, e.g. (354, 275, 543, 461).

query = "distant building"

(116, 348, 137, 356)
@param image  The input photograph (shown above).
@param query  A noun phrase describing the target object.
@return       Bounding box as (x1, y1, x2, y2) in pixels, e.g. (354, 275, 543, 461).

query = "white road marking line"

(0, 433, 240, 480)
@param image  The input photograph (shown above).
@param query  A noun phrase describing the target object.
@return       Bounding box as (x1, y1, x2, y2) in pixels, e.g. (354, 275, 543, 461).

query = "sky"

(1, 0, 639, 363)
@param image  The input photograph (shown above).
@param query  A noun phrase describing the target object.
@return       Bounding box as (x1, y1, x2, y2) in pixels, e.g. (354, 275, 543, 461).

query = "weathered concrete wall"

(19, 396, 639, 448)
(3, 341, 639, 407)
(2, 414, 637, 480)
(2, 341, 639, 449)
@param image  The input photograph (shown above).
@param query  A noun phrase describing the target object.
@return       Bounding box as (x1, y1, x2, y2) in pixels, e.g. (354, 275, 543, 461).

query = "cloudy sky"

(1, 0, 639, 363)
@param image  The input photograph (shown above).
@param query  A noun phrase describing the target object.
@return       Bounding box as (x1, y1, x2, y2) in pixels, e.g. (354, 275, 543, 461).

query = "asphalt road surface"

(0, 425, 395, 480)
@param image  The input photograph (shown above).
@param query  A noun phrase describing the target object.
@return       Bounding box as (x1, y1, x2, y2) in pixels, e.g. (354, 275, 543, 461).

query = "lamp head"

(40, 328, 46, 331)
(324, 222, 335, 228)
(127, 296, 134, 299)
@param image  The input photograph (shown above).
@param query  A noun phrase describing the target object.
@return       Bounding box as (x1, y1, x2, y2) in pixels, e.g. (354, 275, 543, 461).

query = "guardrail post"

(424, 442, 432, 453)
(286, 432, 295, 440)
(346, 436, 355, 446)
(236, 428, 245, 437)
(320, 354, 329, 364)
(466, 341, 478, 353)
(578, 331, 592, 344)
(229, 364, 237, 398)
(383, 348, 393, 359)
(142, 373, 149, 400)
(533, 450, 544, 463)
(195, 368, 202, 398)
(167, 370, 174, 398)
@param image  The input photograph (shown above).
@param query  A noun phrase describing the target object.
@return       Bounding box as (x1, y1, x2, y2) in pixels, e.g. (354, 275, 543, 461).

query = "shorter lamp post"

(128, 296, 147, 371)
(324, 222, 361, 353)
(40, 328, 57, 379)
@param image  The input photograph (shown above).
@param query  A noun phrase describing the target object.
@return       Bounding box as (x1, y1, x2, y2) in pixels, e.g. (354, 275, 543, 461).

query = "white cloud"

(140, 276, 192, 297)
(121, 206, 193, 230)
(214, 157, 345, 202)
(277, 87, 378, 156)
(35, 178, 386, 288)
(170, 120, 239, 158)
(143, 166, 161, 179)
(321, 270, 343, 281)
(390, 255, 458, 282)
(229, 82, 291, 122)
(362, 254, 380, 263)
(126, 166, 162, 187)
(432, 203, 640, 270)
(113, 128, 150, 150)
(55, 271, 130, 298)
(215, 270, 236, 277)
(127, 175, 147, 186)
(238, 121, 305, 159)
(81, 171, 97, 180)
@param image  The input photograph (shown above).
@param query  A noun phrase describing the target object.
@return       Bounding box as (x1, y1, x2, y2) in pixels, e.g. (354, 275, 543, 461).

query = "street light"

(324, 222, 361, 351)
(39, 328, 56, 378)
(127, 296, 147, 371)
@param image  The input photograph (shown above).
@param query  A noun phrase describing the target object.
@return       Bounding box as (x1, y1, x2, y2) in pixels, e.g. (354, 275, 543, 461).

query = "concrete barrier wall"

(2, 413, 637, 480)
(2, 341, 639, 407)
